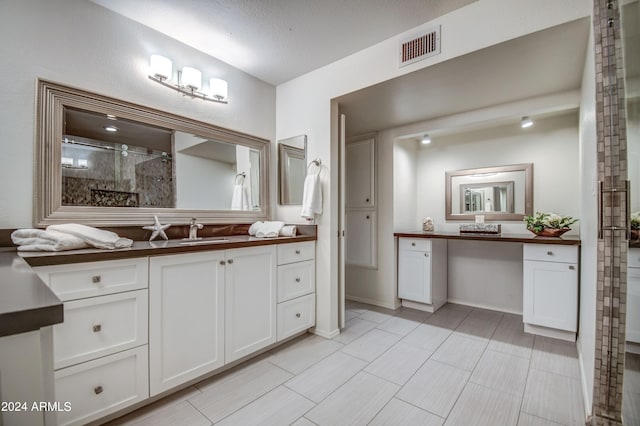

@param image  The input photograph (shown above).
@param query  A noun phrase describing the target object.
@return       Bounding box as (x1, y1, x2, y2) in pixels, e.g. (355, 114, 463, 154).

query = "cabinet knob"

(411, 243, 416, 247)
(227, 259, 234, 264)
(92, 324, 102, 333)
(425, 253, 429, 257)
(569, 265, 575, 270)
(94, 386, 103, 395)
(366, 215, 370, 220)
(547, 251, 553, 256)
(366, 198, 370, 203)
(220, 260, 226, 265)
(296, 313, 301, 318)
(92, 275, 101, 284)
(295, 277, 301, 283)
(295, 250, 301, 255)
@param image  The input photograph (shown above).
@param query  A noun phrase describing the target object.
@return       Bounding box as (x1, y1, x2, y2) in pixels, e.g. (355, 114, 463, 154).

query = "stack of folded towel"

(249, 221, 297, 238)
(12, 224, 133, 252)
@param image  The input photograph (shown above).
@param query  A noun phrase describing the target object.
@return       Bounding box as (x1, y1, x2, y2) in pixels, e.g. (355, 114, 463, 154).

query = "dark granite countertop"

(394, 230, 581, 246)
(0, 250, 63, 337)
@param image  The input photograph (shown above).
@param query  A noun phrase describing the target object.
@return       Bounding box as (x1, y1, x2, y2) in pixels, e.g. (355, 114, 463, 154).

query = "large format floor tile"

(469, 350, 530, 396)
(431, 332, 487, 371)
(488, 323, 535, 359)
(530, 336, 581, 378)
(401, 323, 452, 354)
(521, 368, 585, 425)
(376, 314, 423, 336)
(333, 317, 377, 344)
(305, 371, 399, 425)
(364, 341, 433, 385)
(444, 382, 521, 426)
(369, 398, 444, 426)
(268, 334, 343, 374)
(454, 316, 499, 341)
(340, 328, 401, 362)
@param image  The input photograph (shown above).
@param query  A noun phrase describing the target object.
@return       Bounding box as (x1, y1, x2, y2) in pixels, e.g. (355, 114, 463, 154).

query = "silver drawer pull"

(411, 242, 416, 246)
(295, 250, 301, 255)
(425, 253, 429, 257)
(94, 386, 103, 395)
(92, 275, 101, 284)
(296, 313, 301, 318)
(220, 260, 226, 265)
(295, 277, 301, 283)
(92, 324, 102, 333)
(228, 259, 234, 264)
(569, 265, 575, 270)
(547, 251, 553, 256)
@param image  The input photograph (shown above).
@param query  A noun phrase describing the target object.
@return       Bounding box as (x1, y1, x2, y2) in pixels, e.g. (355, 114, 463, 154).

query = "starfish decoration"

(143, 215, 171, 241)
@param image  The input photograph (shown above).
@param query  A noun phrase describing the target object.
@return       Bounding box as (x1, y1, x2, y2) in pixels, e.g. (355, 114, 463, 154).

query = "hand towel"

(11, 229, 89, 251)
(279, 225, 297, 237)
(301, 173, 322, 219)
(231, 184, 251, 210)
(47, 224, 133, 250)
(255, 221, 285, 238)
(248, 221, 263, 236)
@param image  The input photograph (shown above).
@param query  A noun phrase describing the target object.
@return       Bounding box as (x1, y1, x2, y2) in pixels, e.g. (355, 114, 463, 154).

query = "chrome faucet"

(188, 218, 204, 240)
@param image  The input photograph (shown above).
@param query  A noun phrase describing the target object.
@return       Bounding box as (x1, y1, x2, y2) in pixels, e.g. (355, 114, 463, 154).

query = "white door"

(225, 246, 277, 362)
(523, 260, 578, 331)
(338, 113, 346, 329)
(627, 267, 640, 343)
(398, 250, 431, 304)
(149, 251, 225, 396)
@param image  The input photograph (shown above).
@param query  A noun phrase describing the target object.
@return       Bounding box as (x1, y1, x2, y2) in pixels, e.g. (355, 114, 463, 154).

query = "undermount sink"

(179, 238, 230, 245)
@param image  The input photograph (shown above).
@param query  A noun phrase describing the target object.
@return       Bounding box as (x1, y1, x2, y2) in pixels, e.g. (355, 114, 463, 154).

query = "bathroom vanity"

(395, 231, 580, 341)
(17, 233, 316, 426)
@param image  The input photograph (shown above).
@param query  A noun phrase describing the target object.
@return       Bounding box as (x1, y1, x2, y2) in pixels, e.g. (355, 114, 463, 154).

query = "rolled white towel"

(255, 221, 285, 238)
(47, 224, 133, 250)
(279, 225, 297, 237)
(11, 229, 89, 251)
(248, 221, 263, 236)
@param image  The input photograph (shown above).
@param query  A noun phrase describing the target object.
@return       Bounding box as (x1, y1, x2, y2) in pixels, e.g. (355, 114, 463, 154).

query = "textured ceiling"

(90, 0, 476, 85)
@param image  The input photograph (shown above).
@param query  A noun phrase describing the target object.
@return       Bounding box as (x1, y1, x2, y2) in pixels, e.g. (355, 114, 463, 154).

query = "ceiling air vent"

(399, 26, 441, 67)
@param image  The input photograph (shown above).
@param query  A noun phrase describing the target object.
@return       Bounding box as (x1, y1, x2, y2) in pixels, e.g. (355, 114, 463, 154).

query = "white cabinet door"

(346, 210, 377, 268)
(225, 246, 277, 363)
(523, 260, 578, 331)
(346, 138, 375, 208)
(627, 267, 640, 343)
(398, 249, 431, 304)
(149, 251, 225, 395)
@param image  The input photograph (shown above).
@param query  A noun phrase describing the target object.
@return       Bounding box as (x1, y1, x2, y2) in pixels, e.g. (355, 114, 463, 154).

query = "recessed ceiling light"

(421, 134, 431, 144)
(103, 125, 118, 132)
(521, 116, 533, 128)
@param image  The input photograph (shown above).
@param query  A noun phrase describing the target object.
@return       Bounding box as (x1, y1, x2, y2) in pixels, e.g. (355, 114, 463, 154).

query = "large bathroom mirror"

(36, 79, 270, 226)
(278, 135, 307, 205)
(445, 163, 533, 221)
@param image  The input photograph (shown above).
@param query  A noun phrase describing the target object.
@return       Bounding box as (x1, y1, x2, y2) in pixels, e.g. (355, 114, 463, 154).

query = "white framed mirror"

(35, 79, 270, 226)
(445, 163, 533, 221)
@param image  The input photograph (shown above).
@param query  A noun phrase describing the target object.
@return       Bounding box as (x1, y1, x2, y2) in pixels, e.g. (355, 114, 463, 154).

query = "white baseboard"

(311, 327, 340, 339)
(401, 300, 435, 313)
(345, 295, 400, 310)
(446, 298, 522, 315)
(577, 344, 593, 419)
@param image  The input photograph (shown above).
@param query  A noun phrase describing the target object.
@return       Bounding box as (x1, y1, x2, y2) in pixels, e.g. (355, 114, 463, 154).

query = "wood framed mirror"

(35, 79, 270, 226)
(445, 163, 533, 221)
(278, 135, 307, 205)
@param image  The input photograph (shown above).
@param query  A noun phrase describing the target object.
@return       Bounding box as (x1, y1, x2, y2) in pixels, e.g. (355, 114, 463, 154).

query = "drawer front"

(629, 248, 640, 268)
(35, 258, 148, 301)
(55, 346, 149, 426)
(54, 290, 148, 369)
(399, 237, 431, 252)
(277, 241, 315, 265)
(523, 244, 578, 264)
(277, 260, 315, 302)
(277, 294, 315, 341)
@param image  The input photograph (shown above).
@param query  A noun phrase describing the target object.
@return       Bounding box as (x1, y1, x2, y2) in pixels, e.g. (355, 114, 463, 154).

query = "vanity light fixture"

(103, 125, 118, 132)
(521, 116, 533, 128)
(148, 55, 228, 104)
(421, 134, 431, 144)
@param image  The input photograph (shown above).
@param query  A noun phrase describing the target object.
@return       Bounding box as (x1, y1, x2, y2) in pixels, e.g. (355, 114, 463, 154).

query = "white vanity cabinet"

(33, 258, 149, 426)
(276, 241, 316, 341)
(627, 248, 640, 343)
(397, 237, 447, 312)
(225, 245, 277, 362)
(149, 251, 226, 395)
(523, 244, 578, 341)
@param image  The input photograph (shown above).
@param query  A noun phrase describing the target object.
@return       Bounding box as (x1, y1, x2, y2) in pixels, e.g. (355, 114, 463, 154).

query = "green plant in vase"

(523, 212, 578, 237)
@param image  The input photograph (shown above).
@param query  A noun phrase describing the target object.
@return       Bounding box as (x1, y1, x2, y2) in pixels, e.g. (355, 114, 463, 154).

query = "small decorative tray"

(459, 223, 502, 234)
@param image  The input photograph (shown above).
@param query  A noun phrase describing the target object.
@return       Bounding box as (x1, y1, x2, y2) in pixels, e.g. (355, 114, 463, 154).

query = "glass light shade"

(209, 78, 228, 100)
(521, 116, 533, 128)
(421, 134, 431, 144)
(150, 55, 172, 80)
(181, 67, 202, 90)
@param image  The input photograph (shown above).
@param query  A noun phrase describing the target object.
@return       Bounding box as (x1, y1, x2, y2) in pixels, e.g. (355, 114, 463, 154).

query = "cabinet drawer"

(399, 237, 431, 252)
(277, 241, 315, 265)
(277, 294, 315, 341)
(629, 248, 640, 268)
(523, 244, 577, 264)
(54, 290, 148, 369)
(35, 258, 148, 301)
(55, 346, 149, 426)
(277, 260, 315, 302)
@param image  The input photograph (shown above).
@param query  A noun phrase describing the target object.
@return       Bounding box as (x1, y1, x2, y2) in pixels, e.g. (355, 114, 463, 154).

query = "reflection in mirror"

(36, 80, 270, 225)
(278, 135, 307, 205)
(446, 163, 532, 221)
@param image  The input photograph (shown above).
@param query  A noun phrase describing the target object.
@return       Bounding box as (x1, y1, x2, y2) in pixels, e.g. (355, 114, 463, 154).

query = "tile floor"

(106, 302, 588, 426)
(624, 352, 640, 426)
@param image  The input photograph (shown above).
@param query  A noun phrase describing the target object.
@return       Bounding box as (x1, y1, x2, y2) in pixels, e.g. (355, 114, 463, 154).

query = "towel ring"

(307, 158, 322, 174)
(235, 172, 246, 185)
